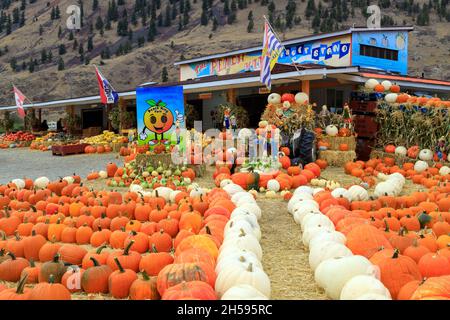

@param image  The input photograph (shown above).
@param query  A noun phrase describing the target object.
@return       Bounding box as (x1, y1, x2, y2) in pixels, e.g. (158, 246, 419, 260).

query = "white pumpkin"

(221, 284, 269, 300)
(344, 185, 369, 202)
(294, 186, 314, 195)
(98, 171, 108, 179)
(220, 179, 233, 188)
(381, 80, 392, 91)
(340, 275, 391, 300)
(62, 176, 75, 185)
(364, 78, 379, 89)
(419, 149, 433, 161)
(439, 166, 450, 176)
(231, 192, 254, 205)
(235, 196, 257, 207)
(301, 214, 334, 232)
(291, 200, 320, 221)
(374, 181, 397, 197)
(331, 188, 347, 199)
(309, 242, 353, 271)
(314, 255, 373, 300)
(239, 203, 262, 220)
(288, 193, 314, 214)
(308, 230, 347, 249)
(129, 184, 144, 194)
(295, 92, 309, 105)
(414, 160, 429, 173)
(224, 219, 261, 241)
(34, 177, 50, 190)
(325, 125, 338, 137)
(267, 93, 281, 105)
(355, 293, 391, 300)
(216, 251, 263, 275)
(223, 183, 244, 196)
(11, 179, 25, 190)
(394, 146, 407, 156)
(169, 190, 181, 203)
(384, 93, 398, 103)
(189, 187, 206, 198)
(230, 208, 259, 227)
(154, 186, 175, 201)
(267, 179, 280, 192)
(221, 232, 263, 261)
(302, 224, 335, 247)
(215, 262, 271, 299)
(217, 248, 259, 264)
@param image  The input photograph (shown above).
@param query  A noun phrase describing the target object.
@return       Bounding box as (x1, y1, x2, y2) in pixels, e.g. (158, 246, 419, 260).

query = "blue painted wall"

(351, 31, 408, 75)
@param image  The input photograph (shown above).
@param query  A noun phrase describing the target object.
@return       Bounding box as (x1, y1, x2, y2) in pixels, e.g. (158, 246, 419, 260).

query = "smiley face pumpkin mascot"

(140, 99, 175, 146)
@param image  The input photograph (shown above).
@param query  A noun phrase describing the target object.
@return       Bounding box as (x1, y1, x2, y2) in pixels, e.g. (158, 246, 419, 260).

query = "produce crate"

(52, 143, 90, 156)
(354, 115, 378, 138)
(350, 100, 378, 113)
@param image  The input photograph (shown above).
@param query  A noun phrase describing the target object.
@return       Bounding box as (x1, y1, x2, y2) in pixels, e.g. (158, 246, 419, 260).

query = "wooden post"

(118, 97, 127, 132)
(38, 108, 42, 123)
(301, 80, 310, 96)
(226, 88, 236, 105)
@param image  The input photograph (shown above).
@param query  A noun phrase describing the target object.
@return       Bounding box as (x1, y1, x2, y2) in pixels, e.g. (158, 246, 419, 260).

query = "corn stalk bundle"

(261, 103, 316, 135)
(376, 102, 450, 153)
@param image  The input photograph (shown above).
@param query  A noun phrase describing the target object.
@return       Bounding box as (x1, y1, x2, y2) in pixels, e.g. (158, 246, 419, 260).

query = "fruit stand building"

(1, 26, 450, 134)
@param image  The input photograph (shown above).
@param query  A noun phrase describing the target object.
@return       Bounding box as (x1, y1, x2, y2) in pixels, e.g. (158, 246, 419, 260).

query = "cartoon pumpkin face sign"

(140, 100, 175, 146)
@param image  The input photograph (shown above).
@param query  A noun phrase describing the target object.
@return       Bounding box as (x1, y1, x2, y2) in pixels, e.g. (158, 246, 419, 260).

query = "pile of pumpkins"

(286, 179, 450, 300)
(0, 174, 271, 300)
(384, 145, 446, 163)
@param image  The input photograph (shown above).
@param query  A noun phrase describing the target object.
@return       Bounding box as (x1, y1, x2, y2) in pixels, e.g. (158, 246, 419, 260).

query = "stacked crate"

(350, 91, 382, 161)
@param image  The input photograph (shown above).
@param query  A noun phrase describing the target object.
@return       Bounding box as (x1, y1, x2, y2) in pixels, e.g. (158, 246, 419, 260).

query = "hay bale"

(321, 136, 356, 151)
(319, 150, 357, 167)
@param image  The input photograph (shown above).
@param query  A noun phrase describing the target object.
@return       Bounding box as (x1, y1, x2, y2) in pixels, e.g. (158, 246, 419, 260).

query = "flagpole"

(262, 15, 305, 77)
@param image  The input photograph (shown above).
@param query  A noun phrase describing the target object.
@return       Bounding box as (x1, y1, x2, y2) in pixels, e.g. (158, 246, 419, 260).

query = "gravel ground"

(0, 148, 122, 184)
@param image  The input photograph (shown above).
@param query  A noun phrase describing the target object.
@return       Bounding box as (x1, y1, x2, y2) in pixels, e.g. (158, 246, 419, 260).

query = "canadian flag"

(13, 86, 27, 118)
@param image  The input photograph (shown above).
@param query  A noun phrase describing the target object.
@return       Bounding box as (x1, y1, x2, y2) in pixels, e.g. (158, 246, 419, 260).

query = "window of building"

(326, 89, 344, 111)
(360, 44, 398, 61)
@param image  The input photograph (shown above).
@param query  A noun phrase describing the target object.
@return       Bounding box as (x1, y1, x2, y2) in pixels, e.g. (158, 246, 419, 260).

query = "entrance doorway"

(186, 99, 204, 130)
(237, 94, 269, 128)
(82, 108, 104, 129)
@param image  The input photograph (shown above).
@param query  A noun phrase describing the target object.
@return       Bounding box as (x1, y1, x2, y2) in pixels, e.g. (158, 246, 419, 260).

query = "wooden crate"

(52, 143, 90, 156)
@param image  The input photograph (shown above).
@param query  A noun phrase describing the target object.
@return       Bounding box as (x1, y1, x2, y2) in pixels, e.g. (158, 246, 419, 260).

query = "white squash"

(62, 176, 75, 185)
(364, 78, 379, 89)
(267, 93, 281, 105)
(169, 190, 181, 203)
(439, 166, 450, 176)
(288, 193, 314, 214)
(340, 275, 391, 300)
(381, 80, 392, 91)
(221, 284, 269, 300)
(235, 196, 257, 207)
(343, 185, 369, 202)
(231, 192, 254, 205)
(302, 224, 335, 247)
(230, 209, 259, 228)
(217, 248, 259, 264)
(331, 188, 347, 199)
(301, 214, 334, 232)
(216, 251, 263, 275)
(314, 255, 373, 300)
(221, 232, 263, 261)
(308, 230, 347, 249)
(394, 146, 407, 156)
(384, 93, 398, 103)
(224, 219, 261, 241)
(374, 181, 396, 197)
(295, 92, 309, 105)
(98, 171, 108, 179)
(309, 241, 353, 271)
(355, 293, 391, 300)
(11, 179, 25, 190)
(189, 186, 206, 198)
(223, 183, 244, 196)
(215, 262, 271, 299)
(419, 149, 433, 161)
(414, 160, 429, 173)
(220, 179, 233, 188)
(267, 179, 280, 192)
(129, 184, 144, 194)
(325, 125, 338, 137)
(239, 203, 262, 220)
(34, 177, 50, 190)
(294, 186, 314, 195)
(154, 186, 173, 201)
(291, 200, 320, 221)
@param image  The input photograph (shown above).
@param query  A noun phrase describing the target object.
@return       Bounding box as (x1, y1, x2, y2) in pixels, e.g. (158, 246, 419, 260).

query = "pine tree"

(87, 37, 94, 51)
(48, 51, 53, 62)
(73, 39, 79, 50)
(55, 6, 60, 19)
(224, 0, 230, 15)
(183, 9, 190, 25)
(172, 3, 177, 20)
(93, 0, 99, 11)
(58, 57, 65, 70)
(6, 15, 11, 35)
(28, 58, 35, 73)
(19, 11, 25, 27)
(79, 43, 84, 55)
(247, 16, 254, 32)
(10, 57, 17, 71)
(268, 1, 275, 24)
(59, 44, 67, 55)
(58, 26, 62, 38)
(51, 7, 55, 20)
(231, 0, 237, 12)
(178, 15, 183, 30)
(39, 25, 44, 35)
(20, 0, 26, 11)
(305, 0, 316, 18)
(212, 15, 218, 30)
(285, 0, 296, 28)
(13, 7, 19, 24)
(201, 10, 208, 25)
(96, 16, 104, 30)
(164, 4, 171, 26)
(41, 49, 48, 63)
(69, 30, 74, 40)
(161, 67, 168, 82)
(138, 36, 145, 47)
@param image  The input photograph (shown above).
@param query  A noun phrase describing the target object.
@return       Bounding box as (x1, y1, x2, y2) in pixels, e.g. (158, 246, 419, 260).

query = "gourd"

(418, 149, 433, 161)
(394, 146, 407, 157)
(11, 179, 25, 190)
(34, 177, 50, 190)
(325, 125, 338, 137)
(439, 166, 450, 176)
(267, 180, 280, 192)
(414, 160, 429, 173)
(340, 275, 391, 300)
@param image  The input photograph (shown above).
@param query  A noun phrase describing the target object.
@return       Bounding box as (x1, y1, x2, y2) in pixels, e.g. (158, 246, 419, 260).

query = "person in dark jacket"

(280, 128, 316, 167)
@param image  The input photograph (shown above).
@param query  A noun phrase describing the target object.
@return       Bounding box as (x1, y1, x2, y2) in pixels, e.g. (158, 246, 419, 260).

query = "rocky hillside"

(0, 0, 449, 106)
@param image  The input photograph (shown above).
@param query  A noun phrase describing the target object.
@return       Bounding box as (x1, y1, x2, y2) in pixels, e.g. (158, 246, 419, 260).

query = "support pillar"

(226, 88, 236, 105)
(118, 97, 127, 132)
(301, 80, 310, 96)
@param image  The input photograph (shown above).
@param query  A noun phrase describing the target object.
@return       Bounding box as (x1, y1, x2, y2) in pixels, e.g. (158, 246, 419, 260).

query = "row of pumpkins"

(385, 145, 446, 162)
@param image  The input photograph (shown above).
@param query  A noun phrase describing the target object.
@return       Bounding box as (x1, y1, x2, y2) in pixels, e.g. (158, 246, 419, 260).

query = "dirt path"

(257, 197, 327, 300)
